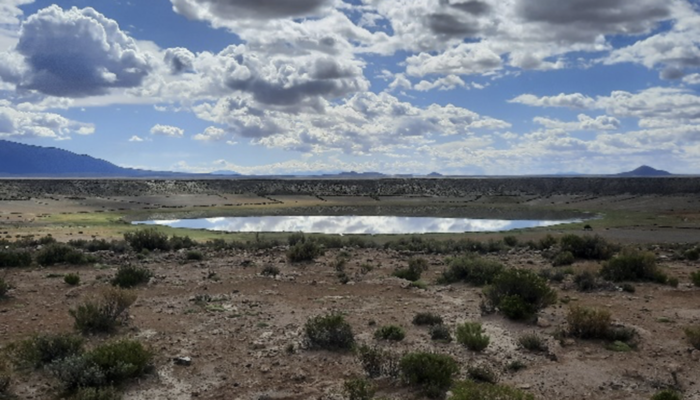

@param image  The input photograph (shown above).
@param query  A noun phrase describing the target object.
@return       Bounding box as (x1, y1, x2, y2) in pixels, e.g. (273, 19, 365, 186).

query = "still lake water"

(133, 215, 582, 234)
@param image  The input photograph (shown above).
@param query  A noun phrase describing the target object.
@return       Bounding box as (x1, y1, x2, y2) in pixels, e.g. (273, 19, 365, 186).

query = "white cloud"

(150, 124, 184, 137)
(193, 126, 226, 141)
(509, 93, 596, 109)
(1, 5, 152, 97)
(171, 0, 335, 21)
(0, 102, 94, 140)
(533, 114, 620, 131)
(128, 135, 144, 142)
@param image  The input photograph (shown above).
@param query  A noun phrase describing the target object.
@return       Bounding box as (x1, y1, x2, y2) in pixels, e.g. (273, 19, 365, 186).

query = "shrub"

(483, 268, 557, 320)
(393, 257, 428, 282)
(50, 339, 152, 391)
(413, 312, 443, 326)
(567, 306, 611, 339)
(429, 324, 452, 343)
(111, 265, 152, 288)
(70, 288, 137, 334)
(36, 243, 89, 266)
(503, 236, 518, 247)
(124, 229, 169, 252)
(374, 325, 405, 341)
(573, 270, 600, 291)
(287, 240, 323, 262)
(169, 235, 196, 250)
(651, 389, 682, 400)
(0, 277, 10, 298)
(399, 352, 458, 399)
(668, 277, 679, 288)
(621, 283, 636, 293)
(185, 250, 204, 261)
(0, 360, 10, 396)
(684, 326, 700, 350)
(439, 255, 503, 286)
(600, 248, 665, 282)
(467, 365, 498, 384)
(303, 313, 354, 351)
(518, 333, 547, 352)
(456, 322, 489, 351)
(691, 271, 700, 287)
(451, 380, 535, 400)
(343, 377, 375, 400)
(260, 265, 280, 277)
(72, 387, 122, 400)
(12, 333, 84, 368)
(536, 234, 557, 250)
(559, 234, 616, 260)
(288, 231, 306, 246)
(684, 247, 700, 261)
(87, 339, 152, 384)
(552, 251, 575, 267)
(355, 345, 400, 379)
(65, 273, 81, 286)
(0, 248, 32, 268)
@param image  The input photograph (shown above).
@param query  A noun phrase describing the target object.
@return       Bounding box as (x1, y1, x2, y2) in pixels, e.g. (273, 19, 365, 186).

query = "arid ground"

(0, 178, 699, 400)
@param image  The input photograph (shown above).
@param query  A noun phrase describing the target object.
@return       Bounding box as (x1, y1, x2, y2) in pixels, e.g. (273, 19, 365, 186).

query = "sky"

(0, 0, 699, 175)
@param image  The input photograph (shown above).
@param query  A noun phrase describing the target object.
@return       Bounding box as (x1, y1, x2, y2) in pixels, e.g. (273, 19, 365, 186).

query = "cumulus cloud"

(171, 0, 334, 21)
(1, 5, 152, 97)
(192, 91, 510, 154)
(533, 114, 620, 131)
(509, 93, 596, 109)
(193, 126, 226, 141)
(150, 124, 184, 137)
(0, 0, 33, 26)
(128, 135, 145, 142)
(164, 47, 195, 74)
(0, 102, 95, 140)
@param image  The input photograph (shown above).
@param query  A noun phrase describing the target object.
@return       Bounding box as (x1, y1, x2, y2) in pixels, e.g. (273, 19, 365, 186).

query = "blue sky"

(1, 0, 699, 175)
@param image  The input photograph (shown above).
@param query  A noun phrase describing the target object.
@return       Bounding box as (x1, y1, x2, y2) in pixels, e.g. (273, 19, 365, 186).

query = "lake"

(132, 215, 583, 234)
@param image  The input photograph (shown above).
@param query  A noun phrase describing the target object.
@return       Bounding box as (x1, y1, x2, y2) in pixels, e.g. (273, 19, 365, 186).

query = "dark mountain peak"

(617, 165, 672, 177)
(427, 172, 443, 177)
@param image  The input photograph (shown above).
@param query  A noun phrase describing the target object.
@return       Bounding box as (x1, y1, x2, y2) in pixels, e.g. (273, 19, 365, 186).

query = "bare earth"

(0, 178, 699, 400)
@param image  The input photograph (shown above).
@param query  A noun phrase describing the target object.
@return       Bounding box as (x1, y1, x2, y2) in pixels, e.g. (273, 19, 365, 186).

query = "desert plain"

(0, 177, 699, 400)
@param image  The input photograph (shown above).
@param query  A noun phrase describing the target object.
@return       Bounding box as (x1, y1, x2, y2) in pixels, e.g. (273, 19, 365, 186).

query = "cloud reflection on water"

(134, 216, 581, 234)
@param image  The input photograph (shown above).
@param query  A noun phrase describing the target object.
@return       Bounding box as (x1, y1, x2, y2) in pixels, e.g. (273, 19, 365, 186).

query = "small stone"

(536, 317, 551, 328)
(174, 356, 192, 366)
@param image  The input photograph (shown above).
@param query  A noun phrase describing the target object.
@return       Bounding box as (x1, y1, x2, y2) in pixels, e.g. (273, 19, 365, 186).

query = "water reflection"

(133, 215, 582, 234)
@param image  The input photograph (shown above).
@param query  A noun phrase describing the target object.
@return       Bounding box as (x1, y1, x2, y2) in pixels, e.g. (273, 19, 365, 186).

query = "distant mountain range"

(0, 140, 682, 178)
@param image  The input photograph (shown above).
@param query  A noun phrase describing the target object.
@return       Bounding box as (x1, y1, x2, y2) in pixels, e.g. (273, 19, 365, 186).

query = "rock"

(174, 356, 192, 366)
(537, 317, 551, 328)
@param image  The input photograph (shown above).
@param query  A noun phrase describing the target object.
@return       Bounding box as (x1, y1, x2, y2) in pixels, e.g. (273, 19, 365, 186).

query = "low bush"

(393, 257, 428, 282)
(399, 352, 458, 399)
(600, 248, 666, 282)
(343, 377, 375, 400)
(260, 265, 280, 277)
(684, 247, 700, 261)
(456, 322, 489, 351)
(684, 326, 700, 350)
(451, 380, 535, 400)
(651, 389, 682, 400)
(483, 268, 557, 321)
(429, 324, 452, 343)
(65, 273, 81, 286)
(185, 250, 204, 261)
(72, 387, 122, 400)
(50, 339, 152, 391)
(552, 251, 575, 267)
(439, 255, 503, 286)
(111, 265, 152, 288)
(503, 236, 518, 247)
(0, 361, 10, 396)
(467, 365, 498, 384)
(355, 345, 401, 379)
(70, 288, 137, 334)
(559, 234, 616, 260)
(69, 239, 113, 253)
(37, 243, 90, 266)
(0, 248, 32, 268)
(691, 271, 700, 287)
(567, 306, 611, 339)
(304, 313, 354, 351)
(0, 277, 10, 298)
(11, 333, 84, 368)
(374, 325, 405, 341)
(169, 235, 196, 250)
(413, 312, 443, 326)
(287, 240, 323, 262)
(536, 234, 557, 251)
(573, 269, 600, 292)
(124, 229, 169, 252)
(518, 333, 547, 352)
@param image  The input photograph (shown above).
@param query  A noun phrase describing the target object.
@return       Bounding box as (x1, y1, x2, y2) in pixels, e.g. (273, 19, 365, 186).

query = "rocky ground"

(1, 243, 699, 400)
